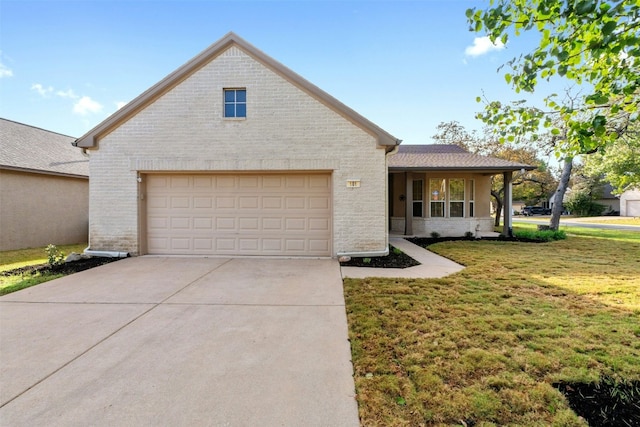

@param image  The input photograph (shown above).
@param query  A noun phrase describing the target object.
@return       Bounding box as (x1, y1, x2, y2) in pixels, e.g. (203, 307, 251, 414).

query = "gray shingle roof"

(389, 144, 536, 172)
(0, 118, 88, 177)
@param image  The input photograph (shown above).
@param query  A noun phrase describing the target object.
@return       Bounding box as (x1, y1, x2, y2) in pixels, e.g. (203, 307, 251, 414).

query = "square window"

(224, 89, 246, 118)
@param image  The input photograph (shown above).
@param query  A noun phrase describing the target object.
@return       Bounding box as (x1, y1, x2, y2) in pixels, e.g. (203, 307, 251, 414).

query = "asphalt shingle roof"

(0, 118, 88, 177)
(389, 144, 535, 171)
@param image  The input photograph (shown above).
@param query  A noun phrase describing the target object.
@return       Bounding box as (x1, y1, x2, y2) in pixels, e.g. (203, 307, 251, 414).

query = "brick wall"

(88, 46, 388, 256)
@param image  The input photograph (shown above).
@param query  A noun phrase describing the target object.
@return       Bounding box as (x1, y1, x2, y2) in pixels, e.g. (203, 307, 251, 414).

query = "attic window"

(224, 89, 246, 118)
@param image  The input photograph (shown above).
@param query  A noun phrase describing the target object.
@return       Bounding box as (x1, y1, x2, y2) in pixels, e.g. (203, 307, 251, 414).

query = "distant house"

(0, 118, 88, 251)
(388, 144, 535, 236)
(620, 188, 640, 217)
(595, 183, 621, 214)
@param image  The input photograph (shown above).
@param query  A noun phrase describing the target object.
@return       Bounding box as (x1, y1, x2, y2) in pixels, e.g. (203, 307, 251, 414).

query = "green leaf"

(475, 96, 482, 103)
(505, 74, 512, 84)
(601, 20, 616, 36)
(396, 396, 406, 406)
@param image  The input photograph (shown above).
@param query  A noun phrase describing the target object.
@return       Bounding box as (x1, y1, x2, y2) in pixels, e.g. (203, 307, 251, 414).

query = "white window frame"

(223, 88, 247, 118)
(449, 179, 465, 218)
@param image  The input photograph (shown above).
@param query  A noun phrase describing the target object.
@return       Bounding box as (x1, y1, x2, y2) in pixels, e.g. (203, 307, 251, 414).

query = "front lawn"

(0, 243, 103, 296)
(344, 229, 640, 425)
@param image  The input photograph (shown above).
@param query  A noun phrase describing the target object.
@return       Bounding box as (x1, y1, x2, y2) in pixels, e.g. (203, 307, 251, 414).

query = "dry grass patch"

(344, 233, 640, 426)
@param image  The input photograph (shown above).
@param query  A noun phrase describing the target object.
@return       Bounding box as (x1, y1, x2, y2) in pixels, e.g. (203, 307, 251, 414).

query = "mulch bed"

(1, 256, 123, 277)
(339, 245, 420, 269)
(555, 378, 640, 426)
(407, 236, 545, 247)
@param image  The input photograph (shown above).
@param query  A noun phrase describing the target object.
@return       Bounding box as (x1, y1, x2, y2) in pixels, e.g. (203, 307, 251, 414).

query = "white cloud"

(0, 62, 12, 78)
(31, 83, 54, 97)
(115, 101, 127, 110)
(56, 89, 78, 99)
(465, 36, 505, 57)
(73, 96, 103, 115)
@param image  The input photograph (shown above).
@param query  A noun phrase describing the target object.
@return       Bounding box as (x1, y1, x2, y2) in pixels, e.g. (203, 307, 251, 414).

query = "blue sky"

(0, 0, 545, 143)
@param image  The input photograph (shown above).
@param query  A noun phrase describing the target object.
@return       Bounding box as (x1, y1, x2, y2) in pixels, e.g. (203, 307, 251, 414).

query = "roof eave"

(0, 165, 89, 179)
(389, 165, 537, 173)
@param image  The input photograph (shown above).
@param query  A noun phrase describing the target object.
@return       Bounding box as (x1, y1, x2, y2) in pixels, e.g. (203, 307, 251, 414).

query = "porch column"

(405, 172, 413, 235)
(503, 171, 513, 237)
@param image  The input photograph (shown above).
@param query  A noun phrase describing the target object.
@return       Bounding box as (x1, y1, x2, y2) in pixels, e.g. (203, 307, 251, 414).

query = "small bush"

(45, 244, 65, 267)
(430, 231, 441, 239)
(514, 229, 567, 242)
(392, 246, 403, 256)
(464, 231, 475, 239)
(363, 257, 372, 264)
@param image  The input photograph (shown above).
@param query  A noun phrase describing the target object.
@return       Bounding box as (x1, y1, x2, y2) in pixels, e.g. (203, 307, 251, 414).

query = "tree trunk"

(550, 157, 573, 230)
(492, 190, 503, 227)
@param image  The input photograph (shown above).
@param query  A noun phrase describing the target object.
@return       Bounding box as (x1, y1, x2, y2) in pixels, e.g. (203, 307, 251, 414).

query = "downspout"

(337, 140, 401, 258)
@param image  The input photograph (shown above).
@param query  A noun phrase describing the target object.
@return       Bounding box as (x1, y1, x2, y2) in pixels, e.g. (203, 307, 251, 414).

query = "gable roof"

(74, 32, 401, 150)
(0, 118, 88, 178)
(389, 144, 537, 173)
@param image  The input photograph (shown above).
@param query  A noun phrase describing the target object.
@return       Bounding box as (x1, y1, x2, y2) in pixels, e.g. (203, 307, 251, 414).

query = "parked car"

(521, 206, 551, 216)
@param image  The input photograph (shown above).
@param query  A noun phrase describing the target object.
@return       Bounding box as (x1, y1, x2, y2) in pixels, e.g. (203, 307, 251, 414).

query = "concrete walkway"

(341, 237, 464, 279)
(0, 257, 359, 427)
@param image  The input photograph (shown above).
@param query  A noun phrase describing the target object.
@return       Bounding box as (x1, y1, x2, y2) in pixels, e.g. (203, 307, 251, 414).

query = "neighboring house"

(388, 145, 535, 237)
(550, 183, 621, 215)
(0, 118, 88, 250)
(74, 32, 400, 257)
(620, 188, 640, 217)
(595, 183, 620, 214)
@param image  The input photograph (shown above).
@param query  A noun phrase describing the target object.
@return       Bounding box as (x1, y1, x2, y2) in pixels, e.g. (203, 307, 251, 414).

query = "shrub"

(45, 244, 65, 267)
(464, 231, 475, 239)
(565, 191, 607, 217)
(430, 231, 441, 239)
(514, 229, 567, 242)
(392, 246, 403, 256)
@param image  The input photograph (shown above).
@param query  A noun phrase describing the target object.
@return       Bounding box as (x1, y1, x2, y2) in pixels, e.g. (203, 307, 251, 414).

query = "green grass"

(0, 243, 86, 295)
(513, 222, 640, 243)
(572, 217, 640, 226)
(344, 230, 640, 426)
(0, 243, 87, 272)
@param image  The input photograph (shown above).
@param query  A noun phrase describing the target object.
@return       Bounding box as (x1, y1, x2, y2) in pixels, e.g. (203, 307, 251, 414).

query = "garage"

(627, 200, 640, 217)
(145, 173, 332, 256)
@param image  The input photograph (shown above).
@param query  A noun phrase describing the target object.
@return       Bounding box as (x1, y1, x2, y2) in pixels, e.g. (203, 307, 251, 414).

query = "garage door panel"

(147, 174, 331, 256)
(628, 200, 640, 217)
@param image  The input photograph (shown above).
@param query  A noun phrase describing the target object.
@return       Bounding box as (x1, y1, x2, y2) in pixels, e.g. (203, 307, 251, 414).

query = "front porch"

(390, 217, 496, 237)
(387, 144, 537, 239)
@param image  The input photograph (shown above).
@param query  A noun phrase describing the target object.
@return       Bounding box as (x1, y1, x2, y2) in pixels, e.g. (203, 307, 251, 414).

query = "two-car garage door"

(146, 173, 331, 256)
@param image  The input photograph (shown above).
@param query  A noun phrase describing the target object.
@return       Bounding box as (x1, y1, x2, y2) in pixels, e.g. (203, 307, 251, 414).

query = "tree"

(466, 0, 639, 157)
(432, 121, 557, 226)
(582, 127, 640, 194)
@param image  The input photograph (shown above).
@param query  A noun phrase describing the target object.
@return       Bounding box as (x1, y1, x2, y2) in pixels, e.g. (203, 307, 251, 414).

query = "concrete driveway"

(0, 257, 359, 426)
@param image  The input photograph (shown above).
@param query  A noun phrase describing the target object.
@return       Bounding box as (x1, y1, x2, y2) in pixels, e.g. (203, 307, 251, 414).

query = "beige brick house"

(0, 118, 88, 250)
(75, 32, 400, 257)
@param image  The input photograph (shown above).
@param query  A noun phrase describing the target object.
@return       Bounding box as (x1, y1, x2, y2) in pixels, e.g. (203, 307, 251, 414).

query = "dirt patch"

(555, 377, 640, 427)
(339, 245, 420, 269)
(1, 256, 123, 277)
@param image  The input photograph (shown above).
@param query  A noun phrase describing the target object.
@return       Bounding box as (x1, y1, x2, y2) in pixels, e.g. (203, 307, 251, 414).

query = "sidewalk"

(340, 237, 464, 279)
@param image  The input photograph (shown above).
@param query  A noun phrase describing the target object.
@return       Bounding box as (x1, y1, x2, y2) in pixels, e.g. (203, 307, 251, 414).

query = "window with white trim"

(413, 180, 423, 217)
(469, 180, 475, 217)
(224, 89, 246, 118)
(429, 178, 446, 217)
(449, 179, 465, 217)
